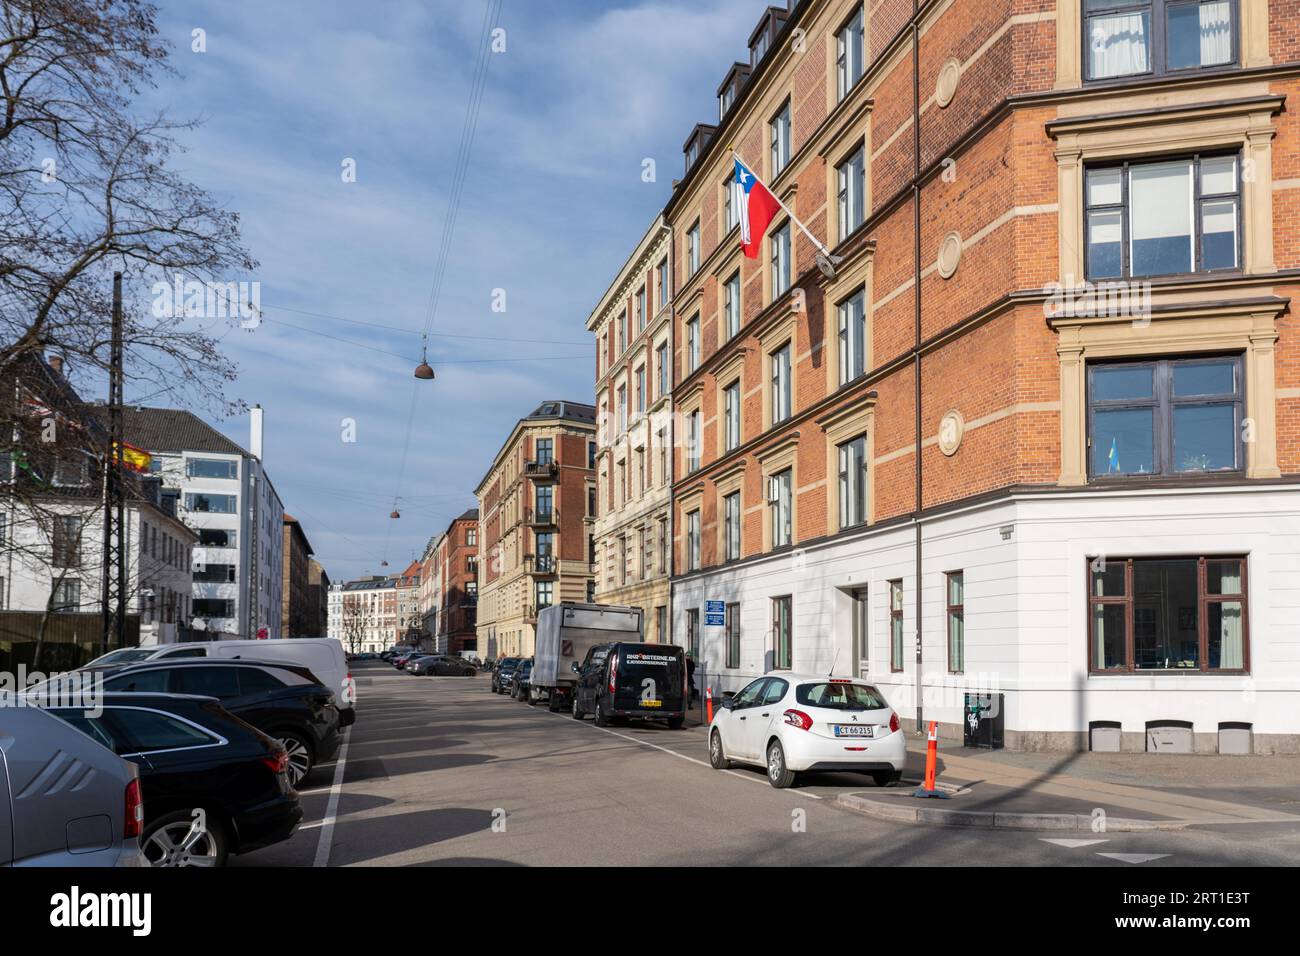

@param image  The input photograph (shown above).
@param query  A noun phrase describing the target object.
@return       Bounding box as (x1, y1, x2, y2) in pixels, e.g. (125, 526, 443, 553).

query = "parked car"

(571, 642, 686, 729)
(707, 674, 905, 789)
(0, 705, 142, 866)
(93, 660, 341, 788)
(84, 639, 356, 727)
(398, 653, 434, 672)
(391, 650, 424, 669)
(492, 657, 521, 694)
(47, 693, 302, 866)
(409, 656, 478, 677)
(510, 659, 534, 701)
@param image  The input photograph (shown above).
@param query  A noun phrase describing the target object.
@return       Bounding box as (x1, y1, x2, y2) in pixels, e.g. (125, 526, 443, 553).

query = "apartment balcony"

(526, 506, 558, 529)
(524, 459, 558, 480)
(525, 553, 557, 576)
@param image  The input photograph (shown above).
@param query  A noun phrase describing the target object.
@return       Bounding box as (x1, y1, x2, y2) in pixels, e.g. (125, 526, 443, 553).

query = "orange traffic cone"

(705, 686, 714, 723)
(912, 721, 950, 799)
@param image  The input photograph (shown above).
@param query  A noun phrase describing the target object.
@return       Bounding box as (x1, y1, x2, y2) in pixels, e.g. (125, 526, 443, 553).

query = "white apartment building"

(2, 492, 197, 645)
(335, 576, 399, 654)
(123, 404, 284, 640)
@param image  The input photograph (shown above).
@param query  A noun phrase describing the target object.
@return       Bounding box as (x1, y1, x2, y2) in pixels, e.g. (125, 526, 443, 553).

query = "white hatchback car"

(708, 673, 906, 788)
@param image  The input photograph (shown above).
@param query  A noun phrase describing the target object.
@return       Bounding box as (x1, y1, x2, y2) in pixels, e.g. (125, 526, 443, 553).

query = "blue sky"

(132, 0, 760, 580)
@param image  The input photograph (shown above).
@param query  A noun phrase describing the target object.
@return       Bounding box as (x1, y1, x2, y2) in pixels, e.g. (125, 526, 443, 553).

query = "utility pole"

(99, 272, 127, 653)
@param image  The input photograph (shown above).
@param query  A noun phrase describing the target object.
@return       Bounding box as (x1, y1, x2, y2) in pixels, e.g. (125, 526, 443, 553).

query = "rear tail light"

(783, 709, 813, 731)
(608, 654, 617, 694)
(262, 749, 289, 775)
(124, 778, 143, 839)
(889, 711, 900, 733)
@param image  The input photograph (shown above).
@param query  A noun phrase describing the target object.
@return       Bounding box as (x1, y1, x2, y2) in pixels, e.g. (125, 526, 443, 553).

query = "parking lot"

(230, 661, 1300, 867)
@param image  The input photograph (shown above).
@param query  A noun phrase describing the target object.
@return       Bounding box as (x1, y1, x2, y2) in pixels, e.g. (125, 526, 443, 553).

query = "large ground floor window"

(1089, 555, 1248, 673)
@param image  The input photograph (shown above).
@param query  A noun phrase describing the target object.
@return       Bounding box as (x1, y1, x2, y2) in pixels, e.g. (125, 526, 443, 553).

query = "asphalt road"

(232, 661, 1300, 867)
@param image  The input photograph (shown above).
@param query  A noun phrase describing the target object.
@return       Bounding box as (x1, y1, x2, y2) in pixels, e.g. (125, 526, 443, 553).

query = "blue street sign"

(704, 600, 725, 627)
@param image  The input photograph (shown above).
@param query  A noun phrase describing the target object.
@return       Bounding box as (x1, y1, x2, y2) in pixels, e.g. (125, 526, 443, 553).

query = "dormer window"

(683, 124, 716, 175)
(749, 6, 789, 67)
(717, 63, 751, 122)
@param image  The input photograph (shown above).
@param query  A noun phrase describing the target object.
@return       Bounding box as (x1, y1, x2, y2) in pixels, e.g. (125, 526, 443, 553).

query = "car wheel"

(527, 688, 539, 707)
(571, 696, 584, 720)
(140, 809, 227, 868)
(708, 729, 732, 770)
(275, 731, 315, 788)
(548, 694, 561, 713)
(594, 699, 610, 727)
(766, 740, 797, 789)
(871, 771, 896, 787)
(667, 716, 684, 730)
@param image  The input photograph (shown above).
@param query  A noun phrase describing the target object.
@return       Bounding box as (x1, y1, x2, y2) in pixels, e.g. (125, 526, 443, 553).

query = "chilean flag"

(734, 157, 780, 259)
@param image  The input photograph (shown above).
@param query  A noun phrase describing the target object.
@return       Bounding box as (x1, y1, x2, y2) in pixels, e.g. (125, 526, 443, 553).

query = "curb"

(835, 792, 1192, 831)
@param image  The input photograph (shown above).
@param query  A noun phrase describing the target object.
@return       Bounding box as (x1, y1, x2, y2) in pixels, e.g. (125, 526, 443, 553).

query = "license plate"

(834, 724, 874, 738)
(640, 699, 662, 708)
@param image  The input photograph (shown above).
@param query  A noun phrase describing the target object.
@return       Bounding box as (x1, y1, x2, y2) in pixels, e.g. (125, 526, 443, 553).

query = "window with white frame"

(686, 509, 701, 571)
(687, 316, 700, 373)
(724, 271, 741, 340)
(837, 147, 865, 240)
(837, 7, 865, 100)
(770, 343, 792, 424)
(636, 287, 646, 332)
(770, 99, 791, 177)
(687, 409, 701, 473)
(838, 290, 866, 385)
(771, 222, 792, 299)
(724, 491, 741, 561)
(769, 468, 792, 548)
(837, 435, 868, 529)
(658, 256, 670, 308)
(656, 342, 669, 397)
(724, 380, 741, 451)
(688, 221, 701, 276)
(725, 171, 739, 232)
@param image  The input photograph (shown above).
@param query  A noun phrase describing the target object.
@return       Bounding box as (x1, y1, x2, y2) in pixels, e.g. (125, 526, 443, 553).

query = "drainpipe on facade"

(911, 8, 924, 734)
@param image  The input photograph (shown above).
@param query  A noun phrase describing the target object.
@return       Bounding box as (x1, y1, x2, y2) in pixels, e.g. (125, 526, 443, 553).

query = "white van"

(88, 638, 356, 725)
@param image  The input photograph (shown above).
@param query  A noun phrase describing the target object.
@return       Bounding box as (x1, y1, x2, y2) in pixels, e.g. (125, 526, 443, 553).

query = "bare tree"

(0, 2, 256, 663)
(0, 0, 255, 414)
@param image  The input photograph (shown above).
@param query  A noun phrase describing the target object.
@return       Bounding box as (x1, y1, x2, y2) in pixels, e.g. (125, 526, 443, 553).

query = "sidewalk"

(838, 734, 1300, 832)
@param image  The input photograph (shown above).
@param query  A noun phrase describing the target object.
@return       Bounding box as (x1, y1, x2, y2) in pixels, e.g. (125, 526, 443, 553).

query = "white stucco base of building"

(671, 484, 1300, 755)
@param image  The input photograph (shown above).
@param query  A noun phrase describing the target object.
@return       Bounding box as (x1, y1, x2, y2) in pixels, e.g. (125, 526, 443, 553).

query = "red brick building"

(475, 402, 597, 658)
(660, 0, 1300, 753)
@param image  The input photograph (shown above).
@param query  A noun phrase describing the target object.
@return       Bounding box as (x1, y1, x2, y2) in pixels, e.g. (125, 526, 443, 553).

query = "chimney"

(250, 404, 264, 460)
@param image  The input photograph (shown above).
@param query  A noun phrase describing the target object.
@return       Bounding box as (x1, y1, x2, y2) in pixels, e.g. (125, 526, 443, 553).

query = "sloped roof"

(119, 406, 249, 457)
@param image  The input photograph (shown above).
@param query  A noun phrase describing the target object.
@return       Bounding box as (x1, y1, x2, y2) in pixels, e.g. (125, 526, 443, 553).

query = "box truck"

(529, 602, 642, 711)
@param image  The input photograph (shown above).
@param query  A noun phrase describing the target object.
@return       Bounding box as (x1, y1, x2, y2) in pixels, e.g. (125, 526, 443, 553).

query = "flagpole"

(730, 148, 838, 261)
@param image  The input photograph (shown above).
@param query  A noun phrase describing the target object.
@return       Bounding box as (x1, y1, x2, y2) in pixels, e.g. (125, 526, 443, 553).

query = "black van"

(571, 642, 686, 729)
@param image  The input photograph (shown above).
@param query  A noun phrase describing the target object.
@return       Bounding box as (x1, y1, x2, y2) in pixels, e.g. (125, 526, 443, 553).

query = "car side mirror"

(570, 662, 581, 674)
(721, 697, 735, 710)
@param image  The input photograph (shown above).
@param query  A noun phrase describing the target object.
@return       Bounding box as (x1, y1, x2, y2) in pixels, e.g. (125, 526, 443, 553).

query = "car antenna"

(828, 648, 840, 678)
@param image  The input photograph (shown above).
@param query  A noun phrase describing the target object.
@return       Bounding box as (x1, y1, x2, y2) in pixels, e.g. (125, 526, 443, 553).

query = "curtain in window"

(1089, 13, 1149, 78)
(1199, 1, 1232, 65)
(1216, 564, 1243, 669)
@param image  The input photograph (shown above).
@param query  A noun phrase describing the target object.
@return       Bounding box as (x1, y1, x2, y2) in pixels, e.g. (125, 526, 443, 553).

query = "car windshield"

(796, 682, 888, 711)
(87, 647, 157, 666)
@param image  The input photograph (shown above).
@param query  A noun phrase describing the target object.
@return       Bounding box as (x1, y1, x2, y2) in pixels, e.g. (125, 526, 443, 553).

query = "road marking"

(543, 710, 821, 799)
(1097, 852, 1170, 864)
(1040, 838, 1110, 849)
(312, 726, 351, 868)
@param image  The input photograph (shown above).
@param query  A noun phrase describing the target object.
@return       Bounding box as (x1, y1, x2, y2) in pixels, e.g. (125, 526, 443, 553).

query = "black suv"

(492, 657, 522, 694)
(95, 659, 341, 788)
(571, 643, 686, 729)
(49, 693, 302, 866)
